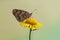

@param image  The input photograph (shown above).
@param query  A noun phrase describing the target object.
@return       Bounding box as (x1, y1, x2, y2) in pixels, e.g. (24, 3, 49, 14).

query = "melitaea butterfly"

(12, 9, 32, 22)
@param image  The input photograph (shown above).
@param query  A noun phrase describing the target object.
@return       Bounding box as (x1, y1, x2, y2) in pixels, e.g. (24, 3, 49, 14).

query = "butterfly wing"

(12, 9, 32, 22)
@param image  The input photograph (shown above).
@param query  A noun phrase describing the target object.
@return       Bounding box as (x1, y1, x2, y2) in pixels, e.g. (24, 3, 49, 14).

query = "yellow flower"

(20, 18, 42, 30)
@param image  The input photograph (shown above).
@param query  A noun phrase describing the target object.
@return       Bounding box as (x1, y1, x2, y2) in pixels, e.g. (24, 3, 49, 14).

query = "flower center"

(25, 20, 36, 25)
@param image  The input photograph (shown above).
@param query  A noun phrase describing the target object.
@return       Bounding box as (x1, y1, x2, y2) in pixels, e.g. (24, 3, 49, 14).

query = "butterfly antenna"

(31, 9, 37, 13)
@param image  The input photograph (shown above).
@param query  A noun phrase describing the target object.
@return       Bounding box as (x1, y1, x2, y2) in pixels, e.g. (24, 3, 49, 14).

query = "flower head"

(20, 18, 42, 30)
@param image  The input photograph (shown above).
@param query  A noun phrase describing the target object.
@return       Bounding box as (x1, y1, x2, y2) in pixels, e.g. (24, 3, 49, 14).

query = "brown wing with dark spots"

(12, 9, 32, 22)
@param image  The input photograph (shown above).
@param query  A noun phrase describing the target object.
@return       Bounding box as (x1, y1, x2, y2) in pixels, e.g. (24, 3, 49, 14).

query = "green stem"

(29, 28, 32, 40)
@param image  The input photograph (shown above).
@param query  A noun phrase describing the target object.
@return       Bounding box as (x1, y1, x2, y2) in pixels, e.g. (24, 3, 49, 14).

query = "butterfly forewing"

(12, 9, 32, 22)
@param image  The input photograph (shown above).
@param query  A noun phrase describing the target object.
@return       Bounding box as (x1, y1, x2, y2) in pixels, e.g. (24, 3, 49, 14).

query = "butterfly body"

(12, 9, 32, 22)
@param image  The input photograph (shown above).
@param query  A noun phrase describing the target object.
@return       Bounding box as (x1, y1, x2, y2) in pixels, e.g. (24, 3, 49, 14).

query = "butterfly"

(12, 9, 32, 22)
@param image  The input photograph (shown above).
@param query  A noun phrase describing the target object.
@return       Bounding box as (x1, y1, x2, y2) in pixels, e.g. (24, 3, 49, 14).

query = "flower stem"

(29, 28, 32, 40)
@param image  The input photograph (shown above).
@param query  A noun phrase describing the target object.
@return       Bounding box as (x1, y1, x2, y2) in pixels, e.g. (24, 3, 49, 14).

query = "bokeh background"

(0, 0, 60, 40)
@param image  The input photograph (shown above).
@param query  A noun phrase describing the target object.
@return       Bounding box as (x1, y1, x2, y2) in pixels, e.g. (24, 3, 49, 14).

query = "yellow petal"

(20, 18, 43, 30)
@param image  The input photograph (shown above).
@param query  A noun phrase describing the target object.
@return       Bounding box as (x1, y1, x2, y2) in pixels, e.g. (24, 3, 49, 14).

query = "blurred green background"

(0, 0, 60, 40)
